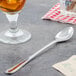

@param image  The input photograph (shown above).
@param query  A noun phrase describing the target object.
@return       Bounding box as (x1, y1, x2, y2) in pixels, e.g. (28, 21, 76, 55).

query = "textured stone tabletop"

(0, 0, 76, 76)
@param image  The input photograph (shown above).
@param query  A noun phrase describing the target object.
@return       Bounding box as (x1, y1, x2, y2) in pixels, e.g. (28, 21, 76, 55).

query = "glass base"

(0, 29, 31, 44)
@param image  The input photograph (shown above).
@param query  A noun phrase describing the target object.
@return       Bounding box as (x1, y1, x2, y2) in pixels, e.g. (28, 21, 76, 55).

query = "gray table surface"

(0, 0, 76, 76)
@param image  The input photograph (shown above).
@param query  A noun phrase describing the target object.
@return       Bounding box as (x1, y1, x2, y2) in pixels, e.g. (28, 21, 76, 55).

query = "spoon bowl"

(55, 27, 74, 42)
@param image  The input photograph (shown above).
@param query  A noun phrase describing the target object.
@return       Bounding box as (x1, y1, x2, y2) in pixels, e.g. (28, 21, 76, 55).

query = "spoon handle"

(5, 40, 57, 74)
(29, 40, 57, 60)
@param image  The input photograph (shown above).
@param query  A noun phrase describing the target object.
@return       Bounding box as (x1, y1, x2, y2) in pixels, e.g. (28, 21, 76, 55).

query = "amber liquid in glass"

(0, 0, 26, 14)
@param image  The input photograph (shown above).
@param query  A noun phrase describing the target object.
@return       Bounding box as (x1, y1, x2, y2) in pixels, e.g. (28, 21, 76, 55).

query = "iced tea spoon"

(5, 27, 74, 74)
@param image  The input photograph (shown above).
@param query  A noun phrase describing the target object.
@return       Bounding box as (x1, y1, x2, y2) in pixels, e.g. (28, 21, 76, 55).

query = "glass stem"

(6, 14, 19, 33)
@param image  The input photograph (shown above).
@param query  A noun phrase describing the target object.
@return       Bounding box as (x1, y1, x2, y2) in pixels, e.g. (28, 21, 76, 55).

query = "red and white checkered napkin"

(42, 3, 76, 24)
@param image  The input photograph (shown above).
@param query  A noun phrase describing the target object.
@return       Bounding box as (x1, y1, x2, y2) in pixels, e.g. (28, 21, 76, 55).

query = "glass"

(0, 0, 31, 44)
(60, 0, 76, 16)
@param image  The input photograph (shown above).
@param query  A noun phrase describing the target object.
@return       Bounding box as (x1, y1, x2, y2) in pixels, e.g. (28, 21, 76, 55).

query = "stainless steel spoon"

(5, 27, 74, 74)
